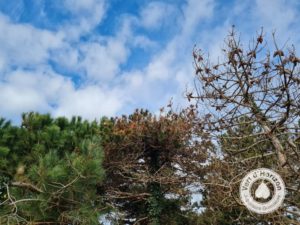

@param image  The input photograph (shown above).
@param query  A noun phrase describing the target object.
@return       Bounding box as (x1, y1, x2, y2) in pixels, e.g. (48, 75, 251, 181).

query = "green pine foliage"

(0, 113, 105, 224)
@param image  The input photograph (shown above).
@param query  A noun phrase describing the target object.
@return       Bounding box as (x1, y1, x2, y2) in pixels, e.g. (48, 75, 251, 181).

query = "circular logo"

(239, 168, 285, 214)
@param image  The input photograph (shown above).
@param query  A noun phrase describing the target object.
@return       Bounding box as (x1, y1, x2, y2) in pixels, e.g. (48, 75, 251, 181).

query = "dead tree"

(190, 28, 300, 223)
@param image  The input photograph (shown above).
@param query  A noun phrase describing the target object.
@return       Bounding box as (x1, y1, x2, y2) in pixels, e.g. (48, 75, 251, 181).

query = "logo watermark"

(239, 168, 285, 214)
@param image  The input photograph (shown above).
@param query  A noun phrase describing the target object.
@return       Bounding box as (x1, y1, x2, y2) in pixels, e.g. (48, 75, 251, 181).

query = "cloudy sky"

(0, 0, 299, 123)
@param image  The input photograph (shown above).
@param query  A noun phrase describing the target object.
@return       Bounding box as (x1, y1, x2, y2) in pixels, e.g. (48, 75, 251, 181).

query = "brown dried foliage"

(101, 108, 211, 222)
(190, 28, 300, 224)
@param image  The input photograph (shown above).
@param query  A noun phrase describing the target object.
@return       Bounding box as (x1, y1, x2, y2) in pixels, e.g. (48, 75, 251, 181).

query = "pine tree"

(101, 109, 209, 224)
(191, 28, 300, 224)
(0, 113, 106, 224)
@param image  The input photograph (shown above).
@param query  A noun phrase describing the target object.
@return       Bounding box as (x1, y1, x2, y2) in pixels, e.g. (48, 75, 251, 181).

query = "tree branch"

(11, 181, 43, 193)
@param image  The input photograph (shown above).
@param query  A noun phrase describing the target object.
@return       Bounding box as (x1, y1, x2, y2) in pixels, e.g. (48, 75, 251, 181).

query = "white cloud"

(64, 0, 102, 13)
(122, 71, 144, 90)
(53, 46, 80, 72)
(51, 37, 129, 82)
(181, 0, 215, 35)
(254, 0, 296, 31)
(0, 69, 72, 118)
(62, 0, 106, 39)
(140, 2, 176, 30)
(250, 0, 300, 48)
(76, 37, 128, 82)
(53, 85, 124, 119)
(132, 35, 157, 49)
(0, 68, 125, 121)
(0, 14, 63, 70)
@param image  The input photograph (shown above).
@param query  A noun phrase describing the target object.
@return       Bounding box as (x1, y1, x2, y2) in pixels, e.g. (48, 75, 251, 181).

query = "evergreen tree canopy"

(0, 113, 106, 224)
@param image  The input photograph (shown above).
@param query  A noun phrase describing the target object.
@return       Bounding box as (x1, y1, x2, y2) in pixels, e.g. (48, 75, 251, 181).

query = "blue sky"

(0, 0, 300, 123)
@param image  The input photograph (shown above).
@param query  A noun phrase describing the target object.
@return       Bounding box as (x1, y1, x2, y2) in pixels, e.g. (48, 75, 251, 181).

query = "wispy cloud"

(62, 0, 106, 39)
(139, 1, 177, 30)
